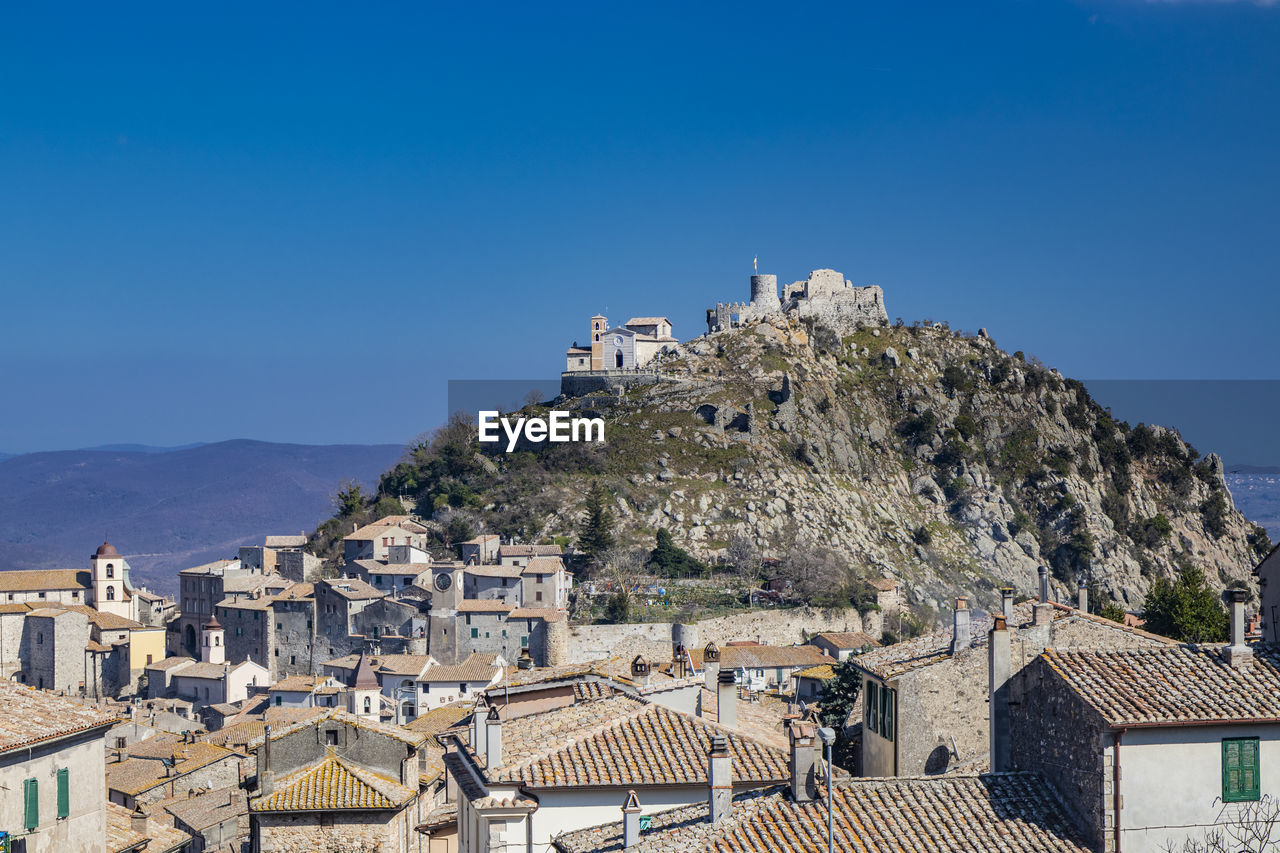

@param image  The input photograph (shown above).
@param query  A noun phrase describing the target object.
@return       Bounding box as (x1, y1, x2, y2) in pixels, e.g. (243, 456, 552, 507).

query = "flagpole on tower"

(753, 255, 758, 273)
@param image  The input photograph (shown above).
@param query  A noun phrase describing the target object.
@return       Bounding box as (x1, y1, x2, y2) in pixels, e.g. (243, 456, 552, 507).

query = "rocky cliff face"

(536, 317, 1267, 616)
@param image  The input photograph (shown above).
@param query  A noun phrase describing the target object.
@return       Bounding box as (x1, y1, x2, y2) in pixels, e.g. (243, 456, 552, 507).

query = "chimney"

(1077, 581, 1088, 613)
(717, 668, 737, 728)
(703, 643, 721, 692)
(485, 704, 502, 769)
(707, 734, 732, 825)
(988, 615, 1011, 772)
(1033, 602, 1053, 627)
(787, 720, 817, 803)
(1000, 588, 1014, 625)
(1038, 565, 1049, 603)
(260, 724, 274, 796)
(472, 697, 488, 761)
(131, 805, 149, 837)
(1225, 588, 1253, 668)
(621, 790, 641, 849)
(951, 597, 971, 654)
(631, 655, 652, 690)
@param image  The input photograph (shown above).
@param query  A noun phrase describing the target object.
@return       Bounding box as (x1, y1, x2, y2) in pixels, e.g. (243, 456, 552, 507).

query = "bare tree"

(1163, 796, 1280, 853)
(726, 536, 761, 577)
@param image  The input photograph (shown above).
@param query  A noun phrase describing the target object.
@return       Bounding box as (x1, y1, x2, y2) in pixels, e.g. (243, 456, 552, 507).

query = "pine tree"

(816, 659, 863, 769)
(1142, 564, 1228, 643)
(577, 482, 615, 563)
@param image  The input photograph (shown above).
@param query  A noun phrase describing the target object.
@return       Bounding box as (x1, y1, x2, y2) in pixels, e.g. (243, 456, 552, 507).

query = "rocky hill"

(326, 317, 1270, 619)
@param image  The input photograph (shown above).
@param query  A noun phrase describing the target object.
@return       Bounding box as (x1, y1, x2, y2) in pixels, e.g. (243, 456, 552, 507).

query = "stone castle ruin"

(706, 268, 888, 334)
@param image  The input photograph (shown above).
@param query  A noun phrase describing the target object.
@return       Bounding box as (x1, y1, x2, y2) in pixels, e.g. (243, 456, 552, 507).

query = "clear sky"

(2, 1, 1277, 453)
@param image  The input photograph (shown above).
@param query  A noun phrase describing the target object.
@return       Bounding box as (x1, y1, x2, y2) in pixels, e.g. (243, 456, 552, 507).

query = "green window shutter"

(866, 680, 878, 732)
(471, 628, 478, 639)
(1223, 737, 1261, 802)
(883, 687, 895, 742)
(24, 777, 38, 830)
(56, 768, 69, 819)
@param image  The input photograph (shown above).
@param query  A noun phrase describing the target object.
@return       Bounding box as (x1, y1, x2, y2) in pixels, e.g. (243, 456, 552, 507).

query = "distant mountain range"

(0, 440, 404, 596)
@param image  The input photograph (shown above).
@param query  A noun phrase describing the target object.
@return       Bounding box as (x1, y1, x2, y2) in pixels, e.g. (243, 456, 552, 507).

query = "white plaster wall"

(1119, 724, 1280, 853)
(533, 786, 716, 850)
(0, 733, 107, 853)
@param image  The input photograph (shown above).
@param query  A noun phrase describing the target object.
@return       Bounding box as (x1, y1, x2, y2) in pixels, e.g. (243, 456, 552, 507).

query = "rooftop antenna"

(753, 255, 758, 272)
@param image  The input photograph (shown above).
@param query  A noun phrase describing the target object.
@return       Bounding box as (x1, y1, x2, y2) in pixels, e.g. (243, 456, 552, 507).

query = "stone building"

(551, 771, 1090, 853)
(0, 568, 93, 607)
(215, 594, 275, 673)
(443, 693, 789, 853)
(0, 680, 120, 853)
(173, 557, 284, 657)
(849, 591, 1174, 777)
(314, 577, 388, 661)
(563, 316, 678, 374)
(248, 710, 430, 853)
(342, 515, 430, 563)
(1010, 594, 1280, 853)
(268, 582, 317, 679)
(106, 736, 241, 809)
(706, 268, 888, 334)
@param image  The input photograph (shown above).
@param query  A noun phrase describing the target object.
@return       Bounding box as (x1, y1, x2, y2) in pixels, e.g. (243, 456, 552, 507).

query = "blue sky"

(1, 1, 1277, 453)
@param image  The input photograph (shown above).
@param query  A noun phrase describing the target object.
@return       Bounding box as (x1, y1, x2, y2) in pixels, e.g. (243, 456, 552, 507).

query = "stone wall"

(560, 370, 661, 398)
(256, 808, 413, 853)
(272, 598, 317, 678)
(1010, 656, 1111, 851)
(565, 606, 866, 665)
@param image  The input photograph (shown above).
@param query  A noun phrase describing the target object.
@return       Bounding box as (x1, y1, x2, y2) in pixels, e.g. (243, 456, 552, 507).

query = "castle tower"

(590, 315, 607, 371)
(90, 541, 136, 621)
(750, 274, 780, 312)
(201, 615, 225, 665)
(350, 652, 381, 721)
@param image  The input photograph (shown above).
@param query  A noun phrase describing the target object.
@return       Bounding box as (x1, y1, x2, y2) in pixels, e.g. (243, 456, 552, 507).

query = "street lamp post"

(817, 726, 836, 853)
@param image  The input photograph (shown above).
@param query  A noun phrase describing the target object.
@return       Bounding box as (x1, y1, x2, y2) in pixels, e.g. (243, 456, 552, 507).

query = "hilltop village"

(2, 269, 1280, 853)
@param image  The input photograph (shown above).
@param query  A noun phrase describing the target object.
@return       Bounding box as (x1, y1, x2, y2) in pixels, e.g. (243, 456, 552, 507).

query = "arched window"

(400, 679, 412, 689)
(363, 697, 371, 714)
(615, 351, 624, 368)
(106, 565, 114, 578)
(214, 636, 221, 646)
(106, 586, 115, 601)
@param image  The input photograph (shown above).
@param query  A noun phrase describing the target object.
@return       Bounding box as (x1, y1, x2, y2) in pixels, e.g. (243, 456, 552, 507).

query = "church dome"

(204, 614, 222, 630)
(95, 541, 120, 558)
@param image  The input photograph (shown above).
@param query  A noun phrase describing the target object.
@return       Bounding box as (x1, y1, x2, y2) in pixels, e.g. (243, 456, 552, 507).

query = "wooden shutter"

(56, 768, 69, 819)
(1223, 737, 1261, 802)
(866, 680, 878, 732)
(24, 777, 38, 830)
(882, 686, 895, 742)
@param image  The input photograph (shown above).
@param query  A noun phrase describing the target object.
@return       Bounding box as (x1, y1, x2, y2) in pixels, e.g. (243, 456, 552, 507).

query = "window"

(458, 682, 466, 692)
(38, 591, 46, 599)
(326, 730, 339, 746)
(24, 777, 38, 830)
(36, 632, 43, 645)
(106, 587, 115, 601)
(522, 635, 528, 648)
(374, 576, 383, 586)
(146, 654, 153, 665)
(57, 768, 69, 819)
(536, 591, 543, 602)
(865, 679, 879, 733)
(290, 656, 296, 665)
(1223, 737, 1261, 802)
(880, 684, 895, 742)
(275, 696, 282, 706)
(115, 737, 127, 749)
(106, 566, 114, 578)
(363, 697, 371, 714)
(471, 628, 479, 639)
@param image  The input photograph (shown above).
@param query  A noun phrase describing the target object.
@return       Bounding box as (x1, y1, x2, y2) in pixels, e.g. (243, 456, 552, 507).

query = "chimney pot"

(717, 668, 738, 728)
(951, 597, 971, 654)
(472, 697, 488, 760)
(708, 734, 732, 825)
(485, 705, 503, 769)
(1000, 588, 1014, 625)
(787, 721, 817, 802)
(621, 790, 642, 849)
(988, 616, 1011, 772)
(1225, 588, 1253, 668)
(1038, 566, 1050, 603)
(1077, 581, 1088, 613)
(131, 805, 149, 837)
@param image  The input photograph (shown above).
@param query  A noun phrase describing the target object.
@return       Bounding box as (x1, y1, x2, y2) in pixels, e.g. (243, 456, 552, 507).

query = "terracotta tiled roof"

(179, 559, 240, 576)
(270, 675, 336, 693)
(251, 754, 416, 812)
(465, 563, 525, 578)
(1043, 644, 1280, 726)
(0, 569, 92, 592)
(322, 578, 386, 600)
(352, 558, 429, 576)
(146, 656, 196, 671)
(272, 583, 315, 601)
(498, 544, 563, 557)
(467, 696, 789, 789)
(108, 741, 238, 795)
(456, 599, 514, 613)
(463, 535, 500, 545)
(690, 644, 833, 670)
(521, 556, 566, 574)
(405, 702, 472, 735)
(508, 607, 566, 621)
(0, 602, 33, 614)
(795, 664, 836, 680)
(265, 535, 307, 549)
(420, 653, 502, 683)
(106, 801, 192, 853)
(344, 515, 429, 541)
(812, 631, 880, 650)
(552, 773, 1091, 853)
(0, 681, 120, 755)
(162, 785, 247, 831)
